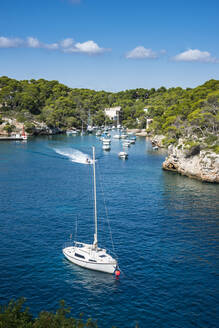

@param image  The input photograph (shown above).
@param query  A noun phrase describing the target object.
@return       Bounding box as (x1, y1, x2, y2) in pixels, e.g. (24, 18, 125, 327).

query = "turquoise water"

(0, 135, 218, 327)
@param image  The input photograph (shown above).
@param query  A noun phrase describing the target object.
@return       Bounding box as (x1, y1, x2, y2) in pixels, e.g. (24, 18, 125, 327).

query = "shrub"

(24, 122, 35, 134)
(163, 137, 177, 146)
(3, 123, 15, 135)
(210, 145, 219, 154)
(185, 145, 201, 158)
(205, 135, 218, 145)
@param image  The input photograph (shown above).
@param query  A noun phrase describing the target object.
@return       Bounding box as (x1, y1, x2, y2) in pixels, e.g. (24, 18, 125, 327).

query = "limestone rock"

(163, 143, 219, 183)
(151, 135, 165, 148)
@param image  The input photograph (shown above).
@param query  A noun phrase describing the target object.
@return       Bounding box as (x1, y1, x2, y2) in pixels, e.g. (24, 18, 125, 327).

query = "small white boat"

(66, 130, 78, 135)
(118, 151, 128, 159)
(87, 125, 94, 133)
(102, 137, 111, 144)
(152, 146, 158, 150)
(113, 134, 121, 139)
(1, 133, 27, 141)
(63, 147, 119, 274)
(63, 241, 116, 273)
(120, 134, 127, 139)
(122, 140, 131, 147)
(129, 139, 135, 144)
(102, 143, 111, 151)
(96, 130, 102, 136)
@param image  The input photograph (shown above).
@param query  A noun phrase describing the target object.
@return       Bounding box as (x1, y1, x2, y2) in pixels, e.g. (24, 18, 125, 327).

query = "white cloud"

(26, 37, 41, 48)
(75, 40, 103, 54)
(44, 43, 59, 50)
(160, 49, 167, 54)
(172, 49, 218, 63)
(0, 36, 23, 48)
(61, 39, 109, 55)
(60, 38, 74, 48)
(0, 36, 109, 55)
(74, 40, 107, 54)
(126, 46, 158, 59)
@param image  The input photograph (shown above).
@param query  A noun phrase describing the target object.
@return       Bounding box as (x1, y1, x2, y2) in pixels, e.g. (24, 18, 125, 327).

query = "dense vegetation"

(145, 80, 219, 153)
(0, 76, 218, 151)
(0, 298, 98, 327)
(0, 298, 137, 328)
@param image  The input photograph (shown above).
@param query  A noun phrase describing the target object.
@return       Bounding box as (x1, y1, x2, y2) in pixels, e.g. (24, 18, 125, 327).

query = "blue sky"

(0, 0, 219, 91)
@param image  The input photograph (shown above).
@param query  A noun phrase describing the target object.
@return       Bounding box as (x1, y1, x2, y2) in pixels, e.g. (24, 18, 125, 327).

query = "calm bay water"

(0, 134, 218, 328)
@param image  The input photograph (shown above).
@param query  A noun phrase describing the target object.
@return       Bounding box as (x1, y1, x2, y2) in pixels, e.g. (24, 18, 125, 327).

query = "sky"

(0, 0, 219, 91)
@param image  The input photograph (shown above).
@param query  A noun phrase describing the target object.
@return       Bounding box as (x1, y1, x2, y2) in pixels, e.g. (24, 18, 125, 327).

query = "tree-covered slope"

(146, 80, 219, 152)
(0, 76, 218, 151)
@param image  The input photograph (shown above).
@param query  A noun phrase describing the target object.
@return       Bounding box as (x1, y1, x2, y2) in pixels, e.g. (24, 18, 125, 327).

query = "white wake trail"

(53, 147, 93, 164)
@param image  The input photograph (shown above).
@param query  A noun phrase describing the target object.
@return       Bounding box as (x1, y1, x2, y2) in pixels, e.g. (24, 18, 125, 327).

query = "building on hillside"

(146, 118, 153, 129)
(104, 106, 121, 125)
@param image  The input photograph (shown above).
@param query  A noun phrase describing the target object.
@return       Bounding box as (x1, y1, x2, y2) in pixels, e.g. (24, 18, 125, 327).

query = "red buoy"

(115, 269, 121, 277)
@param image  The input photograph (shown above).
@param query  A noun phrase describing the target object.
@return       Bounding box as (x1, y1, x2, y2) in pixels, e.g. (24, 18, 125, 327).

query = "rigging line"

(87, 160, 95, 242)
(96, 160, 116, 254)
(74, 215, 78, 242)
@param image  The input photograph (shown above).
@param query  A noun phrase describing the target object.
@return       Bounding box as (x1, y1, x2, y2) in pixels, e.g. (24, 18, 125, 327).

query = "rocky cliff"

(0, 117, 62, 136)
(163, 142, 219, 183)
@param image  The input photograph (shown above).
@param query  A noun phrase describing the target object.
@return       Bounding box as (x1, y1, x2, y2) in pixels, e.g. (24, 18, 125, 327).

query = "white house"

(146, 118, 153, 129)
(104, 106, 121, 123)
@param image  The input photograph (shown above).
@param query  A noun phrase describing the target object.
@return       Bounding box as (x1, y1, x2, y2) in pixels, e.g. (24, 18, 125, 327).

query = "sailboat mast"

(93, 147, 98, 248)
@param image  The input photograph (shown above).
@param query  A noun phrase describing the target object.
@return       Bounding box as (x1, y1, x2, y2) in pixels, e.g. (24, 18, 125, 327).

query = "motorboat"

(66, 130, 78, 135)
(122, 140, 131, 147)
(102, 143, 111, 151)
(118, 151, 128, 159)
(129, 138, 135, 144)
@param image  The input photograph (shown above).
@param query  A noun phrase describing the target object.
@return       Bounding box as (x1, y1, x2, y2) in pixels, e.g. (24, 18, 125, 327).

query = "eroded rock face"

(0, 117, 61, 136)
(151, 135, 165, 147)
(163, 144, 219, 183)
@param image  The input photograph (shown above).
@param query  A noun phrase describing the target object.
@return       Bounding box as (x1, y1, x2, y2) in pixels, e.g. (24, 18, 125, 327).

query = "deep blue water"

(0, 134, 218, 328)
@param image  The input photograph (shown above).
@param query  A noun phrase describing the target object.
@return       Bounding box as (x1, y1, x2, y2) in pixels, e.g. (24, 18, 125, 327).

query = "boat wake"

(53, 147, 93, 164)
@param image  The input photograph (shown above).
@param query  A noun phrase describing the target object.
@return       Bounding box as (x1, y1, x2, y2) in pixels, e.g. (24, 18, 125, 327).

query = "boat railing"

(63, 241, 74, 248)
(105, 249, 119, 261)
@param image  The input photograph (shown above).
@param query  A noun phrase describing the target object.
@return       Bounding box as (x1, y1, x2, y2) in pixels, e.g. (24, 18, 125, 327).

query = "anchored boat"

(63, 147, 119, 274)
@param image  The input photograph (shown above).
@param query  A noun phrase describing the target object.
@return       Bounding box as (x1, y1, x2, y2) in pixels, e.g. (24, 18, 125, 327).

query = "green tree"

(3, 123, 15, 135)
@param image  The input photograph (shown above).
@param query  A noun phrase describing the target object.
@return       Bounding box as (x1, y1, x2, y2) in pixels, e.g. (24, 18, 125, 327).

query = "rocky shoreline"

(162, 142, 219, 183)
(1, 120, 218, 183)
(127, 128, 148, 136)
(0, 117, 62, 137)
(120, 131, 219, 184)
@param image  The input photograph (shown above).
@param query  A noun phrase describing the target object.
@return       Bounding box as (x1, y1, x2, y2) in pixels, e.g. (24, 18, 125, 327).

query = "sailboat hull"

(63, 246, 117, 274)
(63, 147, 119, 275)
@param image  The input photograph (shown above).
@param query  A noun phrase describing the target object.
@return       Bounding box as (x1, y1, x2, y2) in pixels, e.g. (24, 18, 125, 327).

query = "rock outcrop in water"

(163, 142, 219, 183)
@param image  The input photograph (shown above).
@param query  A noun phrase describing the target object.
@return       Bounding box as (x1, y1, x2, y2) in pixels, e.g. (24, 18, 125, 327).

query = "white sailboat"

(63, 147, 119, 274)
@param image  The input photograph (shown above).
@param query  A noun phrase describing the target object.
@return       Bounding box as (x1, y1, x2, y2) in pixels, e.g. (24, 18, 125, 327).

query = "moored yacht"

(63, 147, 119, 274)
